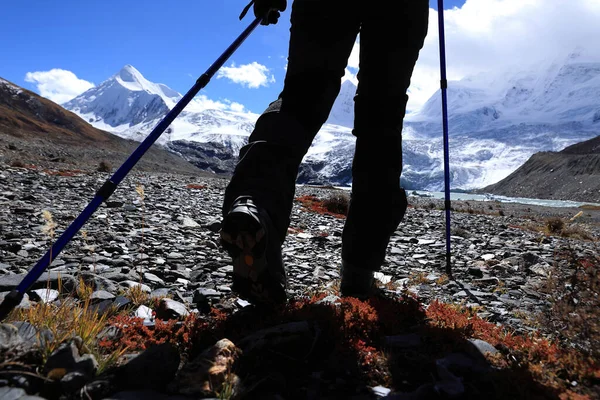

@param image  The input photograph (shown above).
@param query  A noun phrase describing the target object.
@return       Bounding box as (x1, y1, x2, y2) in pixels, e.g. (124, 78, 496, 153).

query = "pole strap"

(239, 0, 255, 20)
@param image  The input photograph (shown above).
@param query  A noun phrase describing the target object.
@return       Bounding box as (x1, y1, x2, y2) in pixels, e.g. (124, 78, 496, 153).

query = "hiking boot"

(339, 260, 376, 298)
(220, 196, 287, 305)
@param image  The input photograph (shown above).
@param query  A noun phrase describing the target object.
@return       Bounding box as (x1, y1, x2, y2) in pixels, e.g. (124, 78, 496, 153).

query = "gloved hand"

(254, 0, 287, 25)
(239, 0, 287, 25)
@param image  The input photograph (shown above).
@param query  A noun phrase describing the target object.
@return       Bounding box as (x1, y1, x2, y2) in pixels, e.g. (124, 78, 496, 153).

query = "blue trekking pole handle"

(0, 16, 263, 321)
(437, 0, 452, 278)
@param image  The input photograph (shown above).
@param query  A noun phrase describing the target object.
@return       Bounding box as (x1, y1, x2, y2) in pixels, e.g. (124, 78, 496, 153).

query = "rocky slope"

(0, 77, 202, 175)
(482, 135, 600, 203)
(0, 166, 599, 399)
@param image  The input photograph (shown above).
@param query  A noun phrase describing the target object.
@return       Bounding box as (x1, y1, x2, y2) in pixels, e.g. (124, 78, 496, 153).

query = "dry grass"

(97, 160, 112, 172)
(538, 251, 600, 360)
(408, 271, 429, 286)
(514, 217, 597, 241)
(125, 285, 151, 308)
(579, 204, 600, 211)
(322, 192, 350, 216)
(7, 284, 126, 374)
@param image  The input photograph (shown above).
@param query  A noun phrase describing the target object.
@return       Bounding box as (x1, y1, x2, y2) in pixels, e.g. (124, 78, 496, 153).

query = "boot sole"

(221, 213, 285, 305)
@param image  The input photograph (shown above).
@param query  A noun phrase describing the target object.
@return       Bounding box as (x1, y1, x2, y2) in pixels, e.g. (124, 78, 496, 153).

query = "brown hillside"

(0, 78, 203, 175)
(482, 135, 600, 203)
(0, 78, 116, 144)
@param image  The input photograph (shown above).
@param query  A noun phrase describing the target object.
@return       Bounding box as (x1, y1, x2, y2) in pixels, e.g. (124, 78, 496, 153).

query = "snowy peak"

(63, 65, 183, 130)
(114, 65, 181, 107)
(325, 79, 357, 128)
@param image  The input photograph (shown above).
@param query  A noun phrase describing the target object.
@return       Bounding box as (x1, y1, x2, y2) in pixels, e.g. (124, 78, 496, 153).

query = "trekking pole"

(0, 15, 264, 321)
(437, 0, 453, 279)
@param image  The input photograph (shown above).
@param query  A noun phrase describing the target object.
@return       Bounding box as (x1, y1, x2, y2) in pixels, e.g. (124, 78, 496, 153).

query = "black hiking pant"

(224, 0, 429, 271)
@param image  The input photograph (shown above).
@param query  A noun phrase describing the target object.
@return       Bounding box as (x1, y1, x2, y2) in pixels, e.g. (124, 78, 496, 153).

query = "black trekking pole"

(437, 0, 453, 279)
(0, 15, 264, 321)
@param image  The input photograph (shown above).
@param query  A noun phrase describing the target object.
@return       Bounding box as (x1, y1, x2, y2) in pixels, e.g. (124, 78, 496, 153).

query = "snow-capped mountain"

(63, 55, 600, 191)
(64, 65, 181, 133)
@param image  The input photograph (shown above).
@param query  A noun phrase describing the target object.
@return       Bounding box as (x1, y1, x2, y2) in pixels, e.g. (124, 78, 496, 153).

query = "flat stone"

(467, 338, 499, 358)
(0, 272, 77, 293)
(167, 252, 184, 260)
(181, 217, 200, 228)
(0, 386, 46, 400)
(121, 281, 152, 293)
(204, 219, 222, 233)
(0, 323, 23, 350)
(144, 273, 165, 286)
(156, 299, 189, 320)
(135, 305, 154, 320)
(30, 288, 59, 303)
(91, 290, 116, 301)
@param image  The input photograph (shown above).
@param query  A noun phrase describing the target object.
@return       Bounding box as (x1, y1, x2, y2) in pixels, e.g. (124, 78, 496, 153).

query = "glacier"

(62, 55, 600, 190)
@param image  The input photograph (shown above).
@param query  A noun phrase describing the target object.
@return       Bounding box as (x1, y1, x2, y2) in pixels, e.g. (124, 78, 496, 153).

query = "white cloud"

(187, 95, 249, 114)
(217, 62, 275, 89)
(188, 94, 229, 112)
(228, 102, 246, 113)
(24, 69, 94, 104)
(406, 0, 600, 113)
(341, 0, 600, 114)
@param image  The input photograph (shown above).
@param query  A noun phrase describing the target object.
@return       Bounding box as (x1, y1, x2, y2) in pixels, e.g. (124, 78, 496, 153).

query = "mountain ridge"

(0, 77, 201, 175)
(60, 58, 600, 193)
(482, 135, 600, 202)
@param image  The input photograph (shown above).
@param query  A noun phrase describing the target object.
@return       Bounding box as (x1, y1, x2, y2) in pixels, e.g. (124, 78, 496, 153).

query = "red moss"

(295, 195, 346, 219)
(42, 169, 84, 177)
(186, 183, 206, 190)
(100, 313, 207, 352)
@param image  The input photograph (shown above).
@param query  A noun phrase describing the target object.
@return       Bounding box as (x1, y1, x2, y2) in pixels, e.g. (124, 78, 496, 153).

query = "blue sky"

(1, 0, 464, 114)
(1, 0, 598, 115)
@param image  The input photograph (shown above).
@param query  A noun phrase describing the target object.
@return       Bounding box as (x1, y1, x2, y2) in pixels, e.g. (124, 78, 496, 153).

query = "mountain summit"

(63, 65, 181, 131)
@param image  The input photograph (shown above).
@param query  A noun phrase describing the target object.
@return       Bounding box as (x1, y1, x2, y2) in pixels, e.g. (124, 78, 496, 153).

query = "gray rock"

(43, 339, 98, 384)
(167, 252, 185, 260)
(29, 288, 59, 303)
(116, 343, 180, 392)
(0, 272, 77, 293)
(315, 295, 340, 305)
(204, 219, 222, 233)
(181, 217, 200, 228)
(155, 298, 189, 320)
(385, 333, 422, 349)
(82, 273, 119, 293)
(0, 386, 46, 400)
(121, 281, 151, 293)
(11, 321, 53, 350)
(0, 323, 23, 351)
(135, 305, 154, 320)
(466, 338, 499, 358)
(467, 267, 484, 278)
(144, 272, 165, 286)
(91, 290, 116, 301)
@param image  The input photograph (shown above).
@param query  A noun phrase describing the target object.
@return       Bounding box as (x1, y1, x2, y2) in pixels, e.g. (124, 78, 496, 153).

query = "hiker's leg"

(224, 0, 360, 243)
(342, 0, 429, 269)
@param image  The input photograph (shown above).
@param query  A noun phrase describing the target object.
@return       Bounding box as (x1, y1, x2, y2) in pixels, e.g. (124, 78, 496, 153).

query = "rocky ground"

(1, 166, 599, 399)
